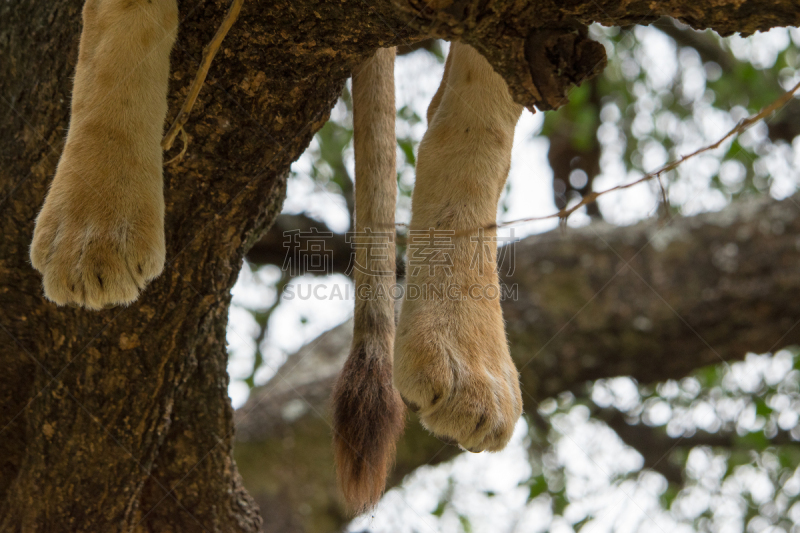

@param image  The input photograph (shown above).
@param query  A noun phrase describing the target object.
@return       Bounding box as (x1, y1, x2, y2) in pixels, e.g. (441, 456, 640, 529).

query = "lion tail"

(331, 46, 406, 514)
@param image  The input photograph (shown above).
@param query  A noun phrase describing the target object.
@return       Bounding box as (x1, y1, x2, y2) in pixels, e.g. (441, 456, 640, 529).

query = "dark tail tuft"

(332, 341, 405, 513)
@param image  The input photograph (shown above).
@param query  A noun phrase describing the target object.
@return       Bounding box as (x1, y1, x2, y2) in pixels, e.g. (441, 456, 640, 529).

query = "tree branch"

(390, 0, 800, 112)
(236, 193, 800, 530)
(653, 18, 737, 71)
(596, 408, 797, 485)
(245, 214, 350, 274)
(245, 213, 410, 277)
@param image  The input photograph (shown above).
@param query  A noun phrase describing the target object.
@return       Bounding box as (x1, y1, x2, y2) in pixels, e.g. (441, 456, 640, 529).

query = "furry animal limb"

(30, 0, 178, 309)
(394, 42, 524, 453)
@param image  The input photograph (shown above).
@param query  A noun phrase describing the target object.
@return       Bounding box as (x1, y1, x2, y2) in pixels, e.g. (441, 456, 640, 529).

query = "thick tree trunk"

(236, 193, 800, 532)
(0, 0, 369, 529)
(1, 0, 798, 530)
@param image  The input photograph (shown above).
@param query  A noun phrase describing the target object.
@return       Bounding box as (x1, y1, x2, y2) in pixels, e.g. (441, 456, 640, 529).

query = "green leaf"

(754, 398, 772, 418)
(552, 491, 568, 516)
(736, 430, 769, 451)
(527, 475, 548, 501)
(431, 499, 446, 518)
(661, 484, 679, 509)
(398, 137, 416, 166)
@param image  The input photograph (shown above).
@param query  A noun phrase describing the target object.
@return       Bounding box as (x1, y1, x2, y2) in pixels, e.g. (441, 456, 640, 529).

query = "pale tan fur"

(30, 0, 177, 310)
(394, 42, 524, 453)
(30, 0, 524, 508)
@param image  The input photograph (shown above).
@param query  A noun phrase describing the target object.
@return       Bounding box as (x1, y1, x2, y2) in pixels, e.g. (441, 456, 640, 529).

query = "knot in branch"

(524, 23, 607, 110)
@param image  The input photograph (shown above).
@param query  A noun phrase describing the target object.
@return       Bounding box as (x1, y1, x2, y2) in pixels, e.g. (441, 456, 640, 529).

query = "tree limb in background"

(595, 408, 798, 485)
(246, 213, 407, 277)
(236, 192, 800, 531)
(246, 214, 350, 274)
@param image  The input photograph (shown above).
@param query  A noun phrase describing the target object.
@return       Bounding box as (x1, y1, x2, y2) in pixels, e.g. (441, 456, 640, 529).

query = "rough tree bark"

(1, 0, 798, 531)
(236, 193, 800, 532)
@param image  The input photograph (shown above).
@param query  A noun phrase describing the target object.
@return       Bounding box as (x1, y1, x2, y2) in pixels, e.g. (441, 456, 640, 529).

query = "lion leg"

(394, 42, 523, 452)
(30, 0, 178, 310)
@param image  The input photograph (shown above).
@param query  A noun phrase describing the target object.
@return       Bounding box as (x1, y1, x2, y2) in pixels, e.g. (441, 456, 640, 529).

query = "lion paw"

(30, 167, 165, 310)
(394, 307, 522, 452)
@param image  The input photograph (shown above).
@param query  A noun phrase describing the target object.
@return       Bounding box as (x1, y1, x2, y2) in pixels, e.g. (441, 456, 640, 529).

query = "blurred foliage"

(516, 346, 800, 532)
(542, 22, 800, 219)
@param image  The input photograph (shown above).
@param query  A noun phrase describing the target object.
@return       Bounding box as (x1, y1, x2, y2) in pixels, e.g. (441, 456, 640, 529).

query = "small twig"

(486, 79, 800, 231)
(393, 80, 800, 236)
(656, 174, 670, 221)
(164, 127, 188, 165)
(161, 0, 245, 152)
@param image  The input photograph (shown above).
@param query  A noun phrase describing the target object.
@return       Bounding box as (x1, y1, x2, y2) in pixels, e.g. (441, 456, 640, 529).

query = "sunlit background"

(227, 23, 800, 533)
